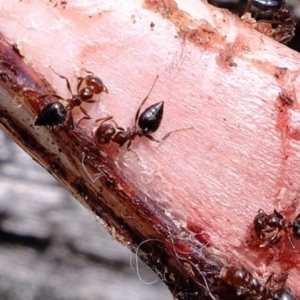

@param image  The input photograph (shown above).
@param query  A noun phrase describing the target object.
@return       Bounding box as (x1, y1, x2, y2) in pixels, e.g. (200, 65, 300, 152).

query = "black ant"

(94, 76, 187, 150)
(245, 0, 296, 44)
(253, 209, 300, 249)
(35, 68, 108, 127)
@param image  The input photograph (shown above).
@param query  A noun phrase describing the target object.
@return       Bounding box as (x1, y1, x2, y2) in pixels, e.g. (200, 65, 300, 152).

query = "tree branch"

(0, 0, 300, 299)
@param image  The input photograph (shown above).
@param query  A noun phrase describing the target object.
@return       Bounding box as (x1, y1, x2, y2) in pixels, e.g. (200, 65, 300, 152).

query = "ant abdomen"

(251, 0, 282, 11)
(35, 102, 67, 127)
(276, 290, 296, 300)
(138, 101, 164, 133)
(83, 75, 108, 94)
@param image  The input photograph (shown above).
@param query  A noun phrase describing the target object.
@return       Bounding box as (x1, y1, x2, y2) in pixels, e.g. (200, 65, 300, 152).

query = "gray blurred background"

(0, 1, 300, 300)
(0, 130, 172, 300)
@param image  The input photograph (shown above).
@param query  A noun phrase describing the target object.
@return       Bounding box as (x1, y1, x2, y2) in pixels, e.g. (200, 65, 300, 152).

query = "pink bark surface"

(1, 0, 300, 298)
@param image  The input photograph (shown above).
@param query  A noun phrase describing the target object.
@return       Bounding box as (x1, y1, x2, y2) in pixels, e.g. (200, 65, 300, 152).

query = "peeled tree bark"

(1, 0, 300, 299)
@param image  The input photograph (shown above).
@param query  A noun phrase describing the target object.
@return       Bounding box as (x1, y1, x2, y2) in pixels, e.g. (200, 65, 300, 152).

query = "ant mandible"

(94, 76, 183, 150)
(35, 68, 108, 127)
(253, 209, 300, 249)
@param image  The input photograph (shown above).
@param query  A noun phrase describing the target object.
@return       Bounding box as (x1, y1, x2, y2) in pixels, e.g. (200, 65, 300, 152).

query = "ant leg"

(277, 31, 294, 44)
(126, 140, 140, 160)
(127, 148, 139, 160)
(161, 127, 194, 141)
(82, 68, 94, 76)
(38, 93, 64, 101)
(268, 232, 281, 245)
(79, 106, 91, 118)
(134, 75, 159, 126)
(95, 115, 113, 125)
(250, 227, 258, 240)
(102, 84, 109, 94)
(141, 127, 194, 144)
(244, 0, 252, 13)
(66, 110, 76, 129)
(264, 272, 274, 289)
(111, 119, 125, 132)
(143, 134, 160, 143)
(76, 76, 85, 93)
(261, 228, 277, 234)
(49, 66, 74, 96)
(77, 106, 92, 125)
(126, 140, 133, 150)
(78, 116, 92, 125)
(84, 99, 100, 104)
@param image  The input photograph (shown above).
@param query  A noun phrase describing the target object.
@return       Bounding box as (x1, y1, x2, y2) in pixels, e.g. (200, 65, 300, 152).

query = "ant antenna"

(134, 75, 159, 126)
(49, 65, 74, 96)
(161, 126, 194, 142)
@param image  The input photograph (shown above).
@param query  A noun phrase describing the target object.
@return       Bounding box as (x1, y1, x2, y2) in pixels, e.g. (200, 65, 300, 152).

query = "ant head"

(138, 101, 164, 134)
(253, 210, 269, 234)
(35, 102, 67, 127)
(223, 267, 247, 287)
(85, 75, 108, 94)
(95, 123, 116, 145)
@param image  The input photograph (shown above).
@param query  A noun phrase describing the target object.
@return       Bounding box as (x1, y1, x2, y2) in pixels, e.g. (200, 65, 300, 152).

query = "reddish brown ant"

(253, 209, 300, 249)
(220, 266, 295, 299)
(220, 266, 266, 296)
(245, 0, 296, 44)
(35, 68, 108, 127)
(94, 76, 189, 150)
